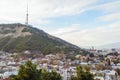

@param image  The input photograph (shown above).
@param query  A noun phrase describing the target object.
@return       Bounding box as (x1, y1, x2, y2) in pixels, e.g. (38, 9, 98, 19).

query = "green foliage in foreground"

(9, 61, 61, 80)
(115, 68, 120, 76)
(70, 65, 94, 80)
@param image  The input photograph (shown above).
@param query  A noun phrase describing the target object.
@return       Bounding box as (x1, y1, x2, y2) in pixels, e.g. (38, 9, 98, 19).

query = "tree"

(70, 65, 94, 80)
(10, 60, 61, 80)
(40, 69, 61, 80)
(49, 71, 61, 80)
(10, 60, 40, 80)
(9, 75, 18, 80)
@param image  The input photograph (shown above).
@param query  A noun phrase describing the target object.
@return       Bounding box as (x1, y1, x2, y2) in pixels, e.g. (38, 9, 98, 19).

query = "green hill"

(0, 23, 86, 54)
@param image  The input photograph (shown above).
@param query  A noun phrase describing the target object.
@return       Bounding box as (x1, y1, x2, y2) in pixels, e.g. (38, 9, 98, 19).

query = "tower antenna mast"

(25, 5, 28, 24)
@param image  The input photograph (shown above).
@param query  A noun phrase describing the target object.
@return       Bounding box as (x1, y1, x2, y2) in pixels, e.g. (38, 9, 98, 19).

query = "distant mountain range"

(97, 42, 120, 49)
(0, 23, 87, 54)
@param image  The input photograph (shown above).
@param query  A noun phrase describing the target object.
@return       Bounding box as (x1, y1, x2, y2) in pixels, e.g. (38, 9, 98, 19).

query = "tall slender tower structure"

(25, 5, 28, 24)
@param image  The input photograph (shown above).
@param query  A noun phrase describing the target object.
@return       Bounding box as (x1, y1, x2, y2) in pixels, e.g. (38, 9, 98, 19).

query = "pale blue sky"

(0, 0, 120, 47)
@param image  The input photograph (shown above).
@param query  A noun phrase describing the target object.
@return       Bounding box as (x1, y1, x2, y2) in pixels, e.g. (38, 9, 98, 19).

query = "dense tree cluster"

(70, 65, 94, 80)
(9, 61, 95, 80)
(9, 61, 61, 80)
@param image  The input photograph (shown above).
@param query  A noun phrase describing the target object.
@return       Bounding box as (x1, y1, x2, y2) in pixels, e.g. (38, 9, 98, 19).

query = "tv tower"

(25, 5, 28, 24)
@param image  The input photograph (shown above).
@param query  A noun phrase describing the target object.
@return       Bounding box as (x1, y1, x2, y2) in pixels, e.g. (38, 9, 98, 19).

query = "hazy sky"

(0, 0, 120, 47)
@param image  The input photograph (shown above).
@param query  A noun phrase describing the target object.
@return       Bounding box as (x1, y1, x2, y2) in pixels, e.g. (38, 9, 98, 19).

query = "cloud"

(108, 21, 120, 28)
(97, 13, 120, 22)
(51, 24, 80, 35)
(92, 0, 120, 13)
(92, 0, 120, 22)
(0, 0, 98, 24)
(30, 0, 98, 18)
(50, 23, 120, 47)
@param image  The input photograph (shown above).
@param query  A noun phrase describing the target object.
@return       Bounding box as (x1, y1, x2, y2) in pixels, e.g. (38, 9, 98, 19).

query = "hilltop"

(0, 23, 87, 54)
